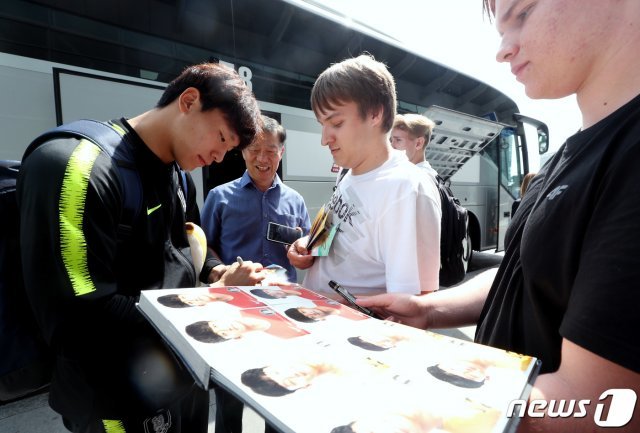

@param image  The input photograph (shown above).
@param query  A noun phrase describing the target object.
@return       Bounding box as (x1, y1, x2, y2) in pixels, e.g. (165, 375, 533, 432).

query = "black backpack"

(333, 167, 470, 287)
(436, 175, 470, 287)
(0, 160, 52, 402)
(0, 120, 144, 402)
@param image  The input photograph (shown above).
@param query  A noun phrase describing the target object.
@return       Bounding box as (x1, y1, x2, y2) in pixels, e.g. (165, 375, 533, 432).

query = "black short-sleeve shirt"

(476, 93, 640, 374)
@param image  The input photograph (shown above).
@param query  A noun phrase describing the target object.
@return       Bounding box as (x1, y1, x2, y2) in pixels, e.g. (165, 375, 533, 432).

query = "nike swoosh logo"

(147, 204, 162, 215)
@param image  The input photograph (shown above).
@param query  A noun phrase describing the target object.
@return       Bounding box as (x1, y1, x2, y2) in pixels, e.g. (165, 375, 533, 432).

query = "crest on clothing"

(143, 409, 172, 433)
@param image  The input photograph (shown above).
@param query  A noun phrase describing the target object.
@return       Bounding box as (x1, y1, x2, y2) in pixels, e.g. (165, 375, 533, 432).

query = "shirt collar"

(239, 170, 282, 191)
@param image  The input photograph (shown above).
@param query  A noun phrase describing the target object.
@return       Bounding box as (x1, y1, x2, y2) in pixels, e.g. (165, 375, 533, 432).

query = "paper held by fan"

(310, 223, 338, 256)
(306, 205, 338, 256)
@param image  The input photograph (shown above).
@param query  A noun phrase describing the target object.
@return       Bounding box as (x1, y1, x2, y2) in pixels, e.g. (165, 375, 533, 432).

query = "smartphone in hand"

(328, 280, 383, 319)
(266, 222, 302, 245)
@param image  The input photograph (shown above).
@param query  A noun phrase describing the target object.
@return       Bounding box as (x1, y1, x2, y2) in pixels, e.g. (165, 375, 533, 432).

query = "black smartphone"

(266, 222, 302, 245)
(328, 280, 382, 319)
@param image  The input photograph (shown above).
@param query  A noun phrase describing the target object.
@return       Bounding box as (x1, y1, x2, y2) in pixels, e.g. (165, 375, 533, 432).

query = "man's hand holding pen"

(211, 256, 266, 287)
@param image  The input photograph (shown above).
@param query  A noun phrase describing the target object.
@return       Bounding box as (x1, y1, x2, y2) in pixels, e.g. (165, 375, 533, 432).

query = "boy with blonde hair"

(391, 113, 437, 178)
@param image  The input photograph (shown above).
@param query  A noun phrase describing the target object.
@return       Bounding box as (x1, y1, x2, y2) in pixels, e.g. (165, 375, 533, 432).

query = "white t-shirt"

(303, 151, 441, 297)
(416, 160, 438, 179)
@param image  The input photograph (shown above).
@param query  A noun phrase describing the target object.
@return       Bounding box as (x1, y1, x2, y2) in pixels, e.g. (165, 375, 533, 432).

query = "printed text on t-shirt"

(328, 192, 359, 227)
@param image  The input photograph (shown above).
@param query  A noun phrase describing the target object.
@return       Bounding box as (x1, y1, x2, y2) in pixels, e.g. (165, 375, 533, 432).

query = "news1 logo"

(507, 389, 637, 427)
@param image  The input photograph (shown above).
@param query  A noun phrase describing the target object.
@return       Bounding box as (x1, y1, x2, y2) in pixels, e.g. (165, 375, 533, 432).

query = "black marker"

(328, 280, 382, 319)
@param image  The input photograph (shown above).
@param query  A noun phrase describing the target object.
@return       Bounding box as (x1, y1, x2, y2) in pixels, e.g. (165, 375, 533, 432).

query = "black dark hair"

(157, 294, 189, 308)
(185, 321, 226, 343)
(241, 367, 294, 397)
(347, 336, 388, 352)
(427, 364, 485, 389)
(284, 307, 316, 323)
(157, 62, 262, 149)
(330, 424, 357, 433)
(250, 289, 277, 300)
(261, 115, 286, 145)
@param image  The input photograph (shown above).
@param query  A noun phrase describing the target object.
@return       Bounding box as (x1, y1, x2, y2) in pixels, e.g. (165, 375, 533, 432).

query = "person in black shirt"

(358, 1, 640, 432)
(17, 63, 263, 433)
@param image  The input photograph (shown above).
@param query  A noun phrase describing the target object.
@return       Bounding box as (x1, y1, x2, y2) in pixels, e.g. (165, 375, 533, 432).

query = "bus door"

(423, 106, 505, 252)
(495, 115, 549, 251)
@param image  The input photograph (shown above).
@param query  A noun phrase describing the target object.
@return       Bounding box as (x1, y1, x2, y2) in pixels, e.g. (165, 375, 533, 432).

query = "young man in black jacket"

(17, 62, 263, 433)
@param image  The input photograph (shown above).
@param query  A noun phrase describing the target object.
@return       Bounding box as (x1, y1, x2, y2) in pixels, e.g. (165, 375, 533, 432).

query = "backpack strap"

(179, 169, 188, 196)
(25, 119, 143, 236)
(176, 167, 188, 214)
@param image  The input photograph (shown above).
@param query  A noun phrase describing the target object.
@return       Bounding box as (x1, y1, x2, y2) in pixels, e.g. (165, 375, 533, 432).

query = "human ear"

(369, 106, 384, 126)
(241, 148, 250, 162)
(179, 87, 200, 113)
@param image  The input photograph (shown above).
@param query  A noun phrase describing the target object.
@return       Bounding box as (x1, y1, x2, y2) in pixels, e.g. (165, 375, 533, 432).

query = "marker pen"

(328, 280, 382, 319)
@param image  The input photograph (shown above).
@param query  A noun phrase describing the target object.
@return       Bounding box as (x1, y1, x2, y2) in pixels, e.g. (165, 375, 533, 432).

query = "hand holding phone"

(328, 280, 383, 319)
(266, 222, 302, 245)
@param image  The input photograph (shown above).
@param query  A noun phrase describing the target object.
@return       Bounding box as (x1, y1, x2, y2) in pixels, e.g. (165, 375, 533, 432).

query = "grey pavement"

(0, 390, 266, 433)
(0, 251, 503, 433)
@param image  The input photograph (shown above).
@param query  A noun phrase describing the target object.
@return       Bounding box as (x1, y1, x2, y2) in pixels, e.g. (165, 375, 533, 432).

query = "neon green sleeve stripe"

(108, 122, 127, 137)
(59, 139, 101, 297)
(102, 419, 127, 433)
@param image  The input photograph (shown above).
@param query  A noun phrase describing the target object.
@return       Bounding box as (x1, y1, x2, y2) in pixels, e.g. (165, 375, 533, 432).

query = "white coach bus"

(0, 0, 547, 254)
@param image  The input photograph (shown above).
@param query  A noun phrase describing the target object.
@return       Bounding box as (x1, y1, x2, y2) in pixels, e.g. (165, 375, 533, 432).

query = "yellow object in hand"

(185, 222, 207, 278)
